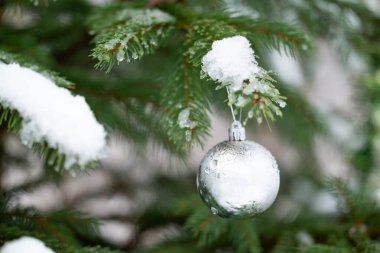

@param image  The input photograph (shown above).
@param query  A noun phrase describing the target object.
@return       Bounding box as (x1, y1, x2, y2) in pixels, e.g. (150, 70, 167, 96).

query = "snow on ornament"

(197, 121, 280, 218)
(0, 236, 55, 253)
(0, 63, 107, 170)
(198, 36, 284, 218)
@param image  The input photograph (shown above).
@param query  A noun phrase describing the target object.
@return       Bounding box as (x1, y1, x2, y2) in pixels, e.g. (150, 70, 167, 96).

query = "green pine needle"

(89, 5, 176, 73)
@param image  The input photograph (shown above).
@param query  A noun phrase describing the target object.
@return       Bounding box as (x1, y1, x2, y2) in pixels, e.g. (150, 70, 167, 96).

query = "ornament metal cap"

(228, 121, 246, 141)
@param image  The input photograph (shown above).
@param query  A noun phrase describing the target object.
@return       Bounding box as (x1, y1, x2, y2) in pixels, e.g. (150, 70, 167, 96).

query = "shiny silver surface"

(197, 140, 280, 218)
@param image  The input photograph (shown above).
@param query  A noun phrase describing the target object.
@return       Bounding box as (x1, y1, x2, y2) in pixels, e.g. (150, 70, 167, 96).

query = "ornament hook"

(229, 121, 246, 141)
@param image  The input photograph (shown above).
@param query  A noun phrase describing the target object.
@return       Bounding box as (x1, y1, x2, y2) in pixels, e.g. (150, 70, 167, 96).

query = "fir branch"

(0, 199, 35, 231)
(186, 19, 239, 67)
(171, 194, 202, 217)
(130, 238, 201, 253)
(88, 2, 149, 32)
(0, 102, 99, 174)
(185, 17, 310, 68)
(271, 232, 296, 253)
(0, 195, 101, 251)
(32, 209, 98, 247)
(188, 29, 287, 123)
(89, 5, 176, 72)
(185, 207, 228, 247)
(329, 178, 360, 222)
(225, 17, 311, 56)
(328, 178, 379, 224)
(0, 105, 23, 134)
(290, 0, 380, 60)
(0, 51, 103, 174)
(185, 207, 261, 252)
(299, 244, 352, 253)
(327, 177, 380, 249)
(229, 221, 261, 253)
(0, 104, 76, 174)
(119, 99, 188, 155)
(160, 50, 211, 153)
(0, 225, 123, 253)
(83, 90, 187, 157)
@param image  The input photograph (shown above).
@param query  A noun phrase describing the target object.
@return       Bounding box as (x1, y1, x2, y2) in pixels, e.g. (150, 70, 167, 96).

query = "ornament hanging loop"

(229, 121, 246, 141)
(225, 86, 246, 140)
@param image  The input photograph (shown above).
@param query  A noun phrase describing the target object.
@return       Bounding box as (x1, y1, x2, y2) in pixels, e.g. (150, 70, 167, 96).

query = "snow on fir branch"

(0, 50, 73, 89)
(0, 236, 55, 253)
(0, 63, 107, 171)
(161, 54, 210, 150)
(201, 35, 286, 124)
(90, 6, 175, 72)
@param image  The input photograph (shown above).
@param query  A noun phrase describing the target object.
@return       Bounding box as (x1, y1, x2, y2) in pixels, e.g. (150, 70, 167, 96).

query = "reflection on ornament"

(197, 121, 280, 218)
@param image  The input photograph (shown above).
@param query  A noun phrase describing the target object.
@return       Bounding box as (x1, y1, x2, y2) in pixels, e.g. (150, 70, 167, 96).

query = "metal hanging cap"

(228, 121, 246, 141)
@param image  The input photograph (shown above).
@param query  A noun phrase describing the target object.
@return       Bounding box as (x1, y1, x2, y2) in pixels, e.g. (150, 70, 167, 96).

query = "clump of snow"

(201, 35, 260, 92)
(0, 236, 55, 253)
(177, 108, 197, 141)
(201, 35, 286, 124)
(177, 108, 197, 129)
(0, 63, 107, 168)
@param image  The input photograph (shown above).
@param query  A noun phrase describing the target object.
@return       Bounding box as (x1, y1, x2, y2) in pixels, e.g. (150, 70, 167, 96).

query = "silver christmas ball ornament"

(197, 121, 280, 218)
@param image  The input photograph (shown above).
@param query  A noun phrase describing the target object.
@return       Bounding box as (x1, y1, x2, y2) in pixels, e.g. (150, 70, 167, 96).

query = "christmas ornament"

(197, 36, 284, 218)
(197, 121, 280, 218)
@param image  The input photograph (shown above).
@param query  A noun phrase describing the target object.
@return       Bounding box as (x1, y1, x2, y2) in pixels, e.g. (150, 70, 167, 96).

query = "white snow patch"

(177, 108, 197, 129)
(201, 35, 260, 89)
(0, 236, 55, 253)
(0, 63, 107, 168)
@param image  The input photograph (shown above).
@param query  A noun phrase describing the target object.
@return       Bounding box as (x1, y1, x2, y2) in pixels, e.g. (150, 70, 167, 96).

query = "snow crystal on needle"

(0, 236, 55, 253)
(178, 108, 197, 129)
(0, 63, 107, 168)
(201, 35, 259, 91)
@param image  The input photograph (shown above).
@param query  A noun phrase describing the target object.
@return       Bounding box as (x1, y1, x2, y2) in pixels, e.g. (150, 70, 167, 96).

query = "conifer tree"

(1, 0, 380, 252)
